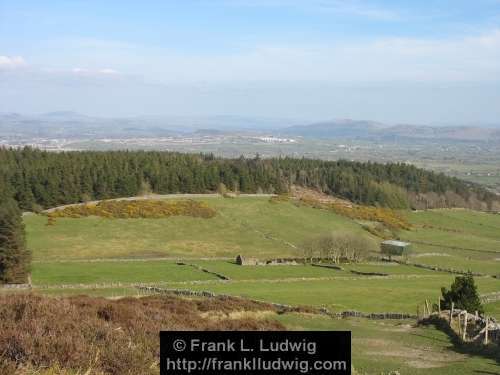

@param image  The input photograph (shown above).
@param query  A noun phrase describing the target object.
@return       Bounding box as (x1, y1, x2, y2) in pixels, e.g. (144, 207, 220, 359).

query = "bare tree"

(300, 231, 377, 263)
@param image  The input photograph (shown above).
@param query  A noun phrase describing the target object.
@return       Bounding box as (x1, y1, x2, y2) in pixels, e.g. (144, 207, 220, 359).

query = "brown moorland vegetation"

(323, 201, 411, 230)
(46, 200, 216, 220)
(284, 187, 411, 231)
(0, 294, 283, 375)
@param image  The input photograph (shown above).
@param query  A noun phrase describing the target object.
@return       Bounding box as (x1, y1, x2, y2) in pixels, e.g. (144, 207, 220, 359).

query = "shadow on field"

(419, 316, 500, 368)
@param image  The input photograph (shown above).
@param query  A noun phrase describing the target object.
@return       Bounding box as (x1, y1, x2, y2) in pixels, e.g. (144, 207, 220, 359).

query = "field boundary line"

(32, 256, 235, 264)
(178, 261, 231, 280)
(392, 259, 495, 277)
(403, 239, 500, 255)
(30, 273, 448, 290)
(136, 286, 417, 320)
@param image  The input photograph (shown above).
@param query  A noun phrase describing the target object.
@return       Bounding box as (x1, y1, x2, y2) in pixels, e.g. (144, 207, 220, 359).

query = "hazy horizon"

(1, 1, 500, 124)
(3, 110, 500, 129)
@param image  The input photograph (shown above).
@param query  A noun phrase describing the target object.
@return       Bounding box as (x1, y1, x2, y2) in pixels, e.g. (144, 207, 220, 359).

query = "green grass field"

(25, 199, 500, 312)
(31, 260, 218, 285)
(183, 275, 500, 313)
(191, 260, 352, 279)
(402, 209, 500, 252)
(279, 314, 500, 374)
(191, 260, 445, 279)
(25, 197, 366, 261)
(343, 263, 446, 275)
(21, 197, 500, 374)
(484, 300, 500, 320)
(399, 209, 500, 276)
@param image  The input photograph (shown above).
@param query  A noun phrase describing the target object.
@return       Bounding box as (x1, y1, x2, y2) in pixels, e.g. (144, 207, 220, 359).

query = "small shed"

(381, 240, 412, 258)
(235, 255, 260, 266)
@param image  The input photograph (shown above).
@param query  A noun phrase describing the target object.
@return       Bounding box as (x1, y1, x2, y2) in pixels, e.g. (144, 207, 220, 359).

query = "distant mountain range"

(0, 112, 300, 138)
(278, 120, 386, 138)
(1, 112, 499, 142)
(279, 120, 500, 142)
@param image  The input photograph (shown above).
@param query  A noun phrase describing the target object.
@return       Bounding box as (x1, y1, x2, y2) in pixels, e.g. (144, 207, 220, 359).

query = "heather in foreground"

(0, 294, 283, 375)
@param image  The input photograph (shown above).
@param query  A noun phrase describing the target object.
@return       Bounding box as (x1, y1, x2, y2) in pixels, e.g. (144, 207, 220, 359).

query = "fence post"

(484, 317, 489, 345)
(462, 311, 468, 342)
(457, 312, 462, 337)
(437, 298, 441, 314)
(425, 299, 430, 316)
(449, 302, 454, 325)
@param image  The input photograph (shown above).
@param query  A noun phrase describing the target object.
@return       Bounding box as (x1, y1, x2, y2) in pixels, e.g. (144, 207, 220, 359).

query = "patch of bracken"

(0, 294, 283, 375)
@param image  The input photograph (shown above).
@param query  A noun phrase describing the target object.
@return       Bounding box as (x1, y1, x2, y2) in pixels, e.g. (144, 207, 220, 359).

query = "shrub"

(269, 194, 290, 204)
(298, 196, 411, 231)
(0, 294, 283, 374)
(440, 273, 484, 314)
(46, 200, 216, 220)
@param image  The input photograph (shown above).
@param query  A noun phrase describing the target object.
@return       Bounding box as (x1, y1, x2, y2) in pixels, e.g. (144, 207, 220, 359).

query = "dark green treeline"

(0, 147, 497, 211)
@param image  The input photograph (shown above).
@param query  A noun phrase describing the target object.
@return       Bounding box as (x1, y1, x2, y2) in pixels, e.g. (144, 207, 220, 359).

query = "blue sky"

(1, 0, 500, 124)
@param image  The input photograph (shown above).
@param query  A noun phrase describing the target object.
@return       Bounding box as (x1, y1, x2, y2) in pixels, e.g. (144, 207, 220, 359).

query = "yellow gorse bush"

(298, 197, 411, 230)
(47, 200, 216, 220)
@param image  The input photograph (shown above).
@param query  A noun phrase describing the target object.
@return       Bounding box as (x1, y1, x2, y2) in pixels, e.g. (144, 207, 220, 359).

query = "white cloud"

(97, 68, 119, 75)
(4, 29, 500, 85)
(0, 55, 27, 69)
(71, 67, 87, 73)
(71, 67, 120, 76)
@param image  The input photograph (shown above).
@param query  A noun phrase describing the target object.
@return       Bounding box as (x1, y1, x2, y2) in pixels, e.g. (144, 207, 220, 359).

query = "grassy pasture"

(29, 259, 451, 287)
(32, 274, 500, 315)
(19, 199, 500, 374)
(185, 275, 500, 313)
(25, 201, 500, 314)
(191, 261, 446, 280)
(405, 209, 500, 239)
(25, 197, 367, 261)
(410, 252, 500, 276)
(31, 260, 217, 285)
(402, 228, 500, 254)
(397, 209, 500, 275)
(279, 313, 500, 375)
(343, 263, 446, 275)
(401, 209, 500, 253)
(29, 259, 444, 284)
(191, 260, 351, 279)
(484, 300, 500, 320)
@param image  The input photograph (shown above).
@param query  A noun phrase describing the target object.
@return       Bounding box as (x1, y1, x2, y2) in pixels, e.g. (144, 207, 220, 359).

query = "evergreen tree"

(0, 147, 497, 210)
(0, 195, 31, 284)
(440, 273, 484, 314)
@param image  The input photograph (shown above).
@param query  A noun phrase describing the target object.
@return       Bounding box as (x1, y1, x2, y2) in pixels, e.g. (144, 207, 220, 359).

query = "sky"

(1, 0, 500, 124)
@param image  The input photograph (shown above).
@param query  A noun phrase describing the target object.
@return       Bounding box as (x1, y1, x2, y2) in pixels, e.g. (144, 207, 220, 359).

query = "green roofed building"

(381, 240, 412, 259)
